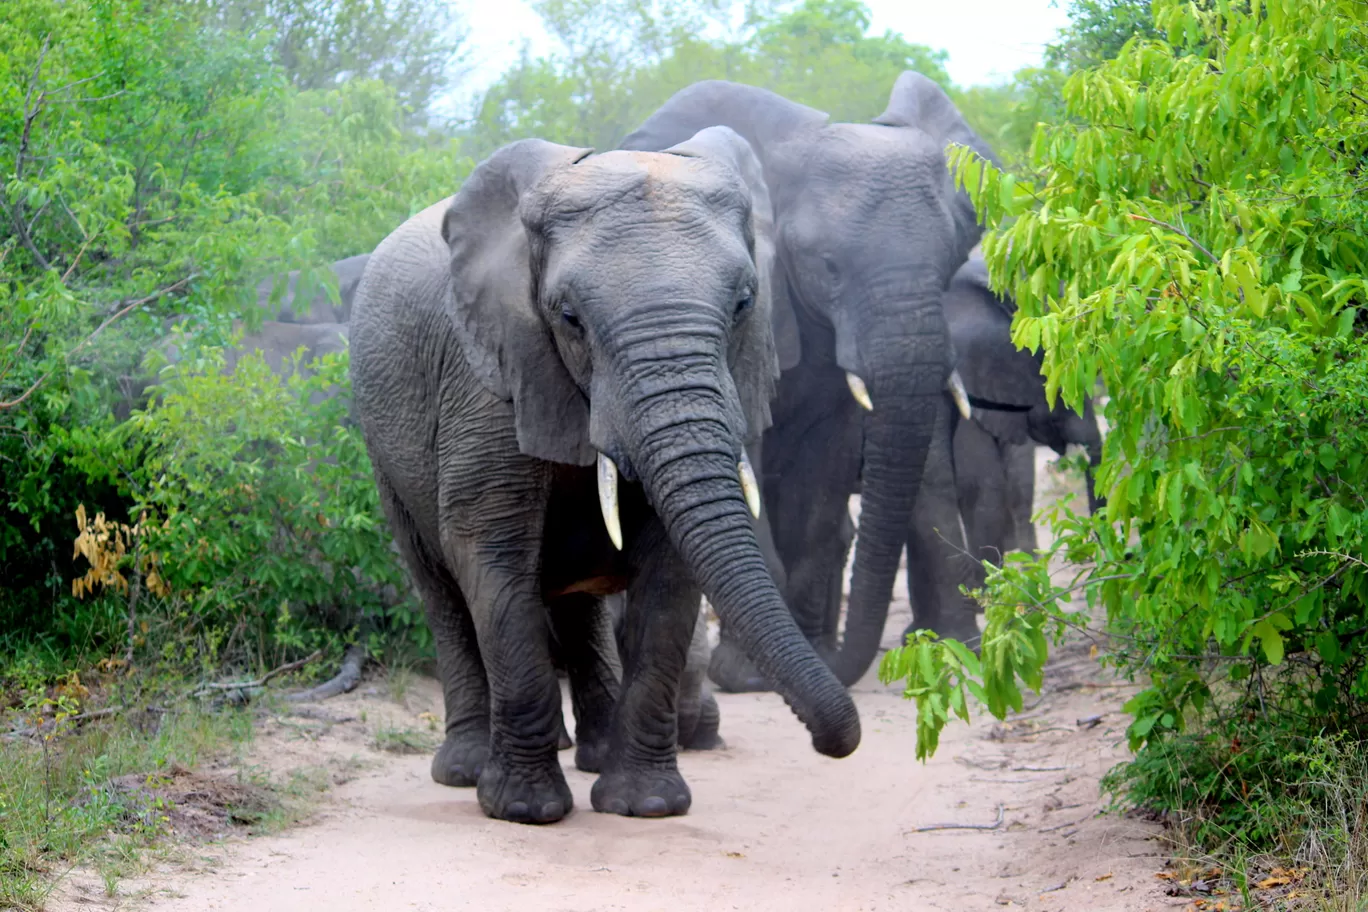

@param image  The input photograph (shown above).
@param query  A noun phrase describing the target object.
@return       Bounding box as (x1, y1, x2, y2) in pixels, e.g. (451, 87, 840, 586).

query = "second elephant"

(941, 256, 1104, 564)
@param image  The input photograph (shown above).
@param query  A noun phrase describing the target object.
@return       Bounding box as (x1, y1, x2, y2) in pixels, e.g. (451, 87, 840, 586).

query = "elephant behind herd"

(124, 72, 1103, 824)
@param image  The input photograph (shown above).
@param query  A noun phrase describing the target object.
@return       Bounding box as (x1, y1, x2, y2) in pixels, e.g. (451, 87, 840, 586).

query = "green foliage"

(1, 0, 465, 663)
(183, 0, 468, 115)
(1044, 0, 1163, 71)
(465, 0, 953, 155)
(882, 0, 1368, 849)
(124, 346, 425, 667)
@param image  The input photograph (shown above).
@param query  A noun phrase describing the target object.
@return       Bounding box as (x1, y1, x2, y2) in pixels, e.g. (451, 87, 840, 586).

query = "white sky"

(453, 0, 1073, 109)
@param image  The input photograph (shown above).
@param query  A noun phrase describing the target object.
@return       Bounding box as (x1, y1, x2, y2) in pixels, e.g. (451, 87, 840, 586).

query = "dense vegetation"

(4, 0, 1366, 897)
(883, 0, 1368, 874)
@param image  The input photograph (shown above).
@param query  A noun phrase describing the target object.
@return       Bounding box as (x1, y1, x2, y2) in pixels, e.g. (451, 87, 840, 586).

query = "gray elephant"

(941, 257, 1104, 564)
(349, 128, 859, 824)
(257, 253, 370, 324)
(620, 72, 995, 690)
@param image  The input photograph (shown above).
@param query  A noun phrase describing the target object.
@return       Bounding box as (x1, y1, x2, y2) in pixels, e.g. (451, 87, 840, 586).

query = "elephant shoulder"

(357, 197, 456, 318)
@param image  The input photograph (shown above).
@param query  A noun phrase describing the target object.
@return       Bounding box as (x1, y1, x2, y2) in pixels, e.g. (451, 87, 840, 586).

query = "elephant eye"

(561, 308, 582, 330)
(733, 290, 755, 320)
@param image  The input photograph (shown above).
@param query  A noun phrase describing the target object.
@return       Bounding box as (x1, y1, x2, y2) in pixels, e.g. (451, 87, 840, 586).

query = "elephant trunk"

(826, 313, 946, 688)
(622, 344, 861, 758)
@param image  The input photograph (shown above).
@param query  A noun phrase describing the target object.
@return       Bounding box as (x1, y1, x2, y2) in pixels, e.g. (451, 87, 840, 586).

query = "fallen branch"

(1013, 764, 1073, 772)
(1039, 877, 1075, 895)
(4, 705, 123, 740)
(911, 803, 1005, 833)
(1040, 813, 1093, 833)
(285, 644, 367, 703)
(191, 650, 322, 698)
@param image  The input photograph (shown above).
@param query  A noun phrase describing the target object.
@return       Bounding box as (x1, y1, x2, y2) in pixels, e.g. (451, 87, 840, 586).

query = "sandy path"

(54, 455, 1169, 912)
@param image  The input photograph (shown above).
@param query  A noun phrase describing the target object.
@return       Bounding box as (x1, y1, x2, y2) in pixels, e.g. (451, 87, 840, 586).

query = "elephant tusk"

(597, 453, 623, 551)
(738, 453, 762, 519)
(846, 372, 873, 411)
(947, 369, 973, 420)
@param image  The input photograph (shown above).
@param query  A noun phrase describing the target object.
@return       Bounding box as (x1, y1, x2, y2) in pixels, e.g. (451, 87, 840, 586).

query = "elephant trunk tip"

(811, 707, 861, 758)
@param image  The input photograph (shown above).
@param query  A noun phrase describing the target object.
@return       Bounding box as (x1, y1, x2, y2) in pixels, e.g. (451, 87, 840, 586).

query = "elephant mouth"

(595, 450, 761, 552)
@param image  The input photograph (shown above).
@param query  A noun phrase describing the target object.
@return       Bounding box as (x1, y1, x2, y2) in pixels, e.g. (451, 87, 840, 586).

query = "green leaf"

(1252, 619, 1286, 665)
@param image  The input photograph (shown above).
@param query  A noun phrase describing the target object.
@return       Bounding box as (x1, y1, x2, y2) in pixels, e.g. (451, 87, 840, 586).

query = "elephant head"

(621, 73, 998, 685)
(443, 129, 858, 757)
(944, 257, 1105, 513)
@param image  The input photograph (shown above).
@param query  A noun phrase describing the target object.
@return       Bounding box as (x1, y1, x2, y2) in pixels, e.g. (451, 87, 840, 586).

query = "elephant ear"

(442, 139, 596, 466)
(875, 71, 1000, 257)
(944, 258, 1046, 446)
(663, 125, 783, 442)
(620, 80, 828, 162)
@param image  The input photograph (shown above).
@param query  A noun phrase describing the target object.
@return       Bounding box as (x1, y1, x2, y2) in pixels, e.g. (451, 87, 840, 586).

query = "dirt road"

(54, 456, 1168, 912)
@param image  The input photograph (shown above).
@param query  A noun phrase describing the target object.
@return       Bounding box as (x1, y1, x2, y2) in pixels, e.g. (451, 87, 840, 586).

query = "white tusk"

(947, 369, 973, 420)
(738, 453, 762, 519)
(597, 453, 623, 551)
(846, 372, 873, 411)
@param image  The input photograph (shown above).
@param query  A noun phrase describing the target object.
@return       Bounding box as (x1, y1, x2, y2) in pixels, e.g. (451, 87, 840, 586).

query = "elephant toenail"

(638, 796, 669, 817)
(538, 801, 565, 822)
(505, 801, 530, 821)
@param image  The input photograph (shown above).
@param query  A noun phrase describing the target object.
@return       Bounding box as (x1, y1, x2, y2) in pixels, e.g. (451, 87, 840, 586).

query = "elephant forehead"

(535, 151, 748, 221)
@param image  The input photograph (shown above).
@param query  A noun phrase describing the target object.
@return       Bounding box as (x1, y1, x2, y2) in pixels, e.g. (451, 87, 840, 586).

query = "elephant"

(620, 71, 997, 690)
(256, 253, 371, 324)
(940, 256, 1104, 565)
(348, 127, 860, 824)
(113, 319, 351, 420)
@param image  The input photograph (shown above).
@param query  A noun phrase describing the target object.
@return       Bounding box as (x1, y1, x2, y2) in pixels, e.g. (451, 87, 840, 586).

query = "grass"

(371, 721, 437, 755)
(1110, 728, 1368, 911)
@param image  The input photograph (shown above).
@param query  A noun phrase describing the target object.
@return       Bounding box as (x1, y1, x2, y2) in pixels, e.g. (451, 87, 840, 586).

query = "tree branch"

(0, 274, 197, 409)
(1128, 214, 1220, 264)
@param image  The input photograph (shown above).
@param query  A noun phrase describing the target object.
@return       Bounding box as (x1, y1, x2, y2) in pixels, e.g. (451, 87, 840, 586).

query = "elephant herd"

(150, 73, 1102, 825)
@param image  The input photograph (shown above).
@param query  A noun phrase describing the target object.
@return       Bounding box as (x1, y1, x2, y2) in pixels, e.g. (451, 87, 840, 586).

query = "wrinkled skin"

(940, 256, 1104, 565)
(349, 129, 859, 825)
(600, 595, 722, 750)
(621, 73, 995, 690)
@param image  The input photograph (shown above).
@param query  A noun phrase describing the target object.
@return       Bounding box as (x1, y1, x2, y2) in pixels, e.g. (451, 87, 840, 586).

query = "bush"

(1, 0, 468, 667)
(118, 346, 426, 670)
(883, 0, 1368, 852)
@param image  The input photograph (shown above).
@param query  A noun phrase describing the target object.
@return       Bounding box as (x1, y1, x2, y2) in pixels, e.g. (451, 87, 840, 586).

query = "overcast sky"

(454, 0, 1073, 106)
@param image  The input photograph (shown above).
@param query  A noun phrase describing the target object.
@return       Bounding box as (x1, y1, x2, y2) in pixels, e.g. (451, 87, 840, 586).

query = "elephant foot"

(477, 756, 573, 824)
(430, 731, 490, 788)
(574, 733, 612, 773)
(707, 638, 768, 693)
(591, 767, 692, 818)
(680, 689, 724, 751)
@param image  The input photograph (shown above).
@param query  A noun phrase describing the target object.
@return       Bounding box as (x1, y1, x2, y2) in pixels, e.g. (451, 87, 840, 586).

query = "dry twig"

(911, 803, 1005, 833)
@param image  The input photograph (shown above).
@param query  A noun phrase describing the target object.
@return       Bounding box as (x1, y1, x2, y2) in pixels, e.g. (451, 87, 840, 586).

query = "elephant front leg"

(591, 524, 697, 817)
(451, 546, 573, 824)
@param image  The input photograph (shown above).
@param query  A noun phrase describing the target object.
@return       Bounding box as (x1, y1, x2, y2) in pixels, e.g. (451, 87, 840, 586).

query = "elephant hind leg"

(374, 472, 490, 788)
(548, 593, 621, 773)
